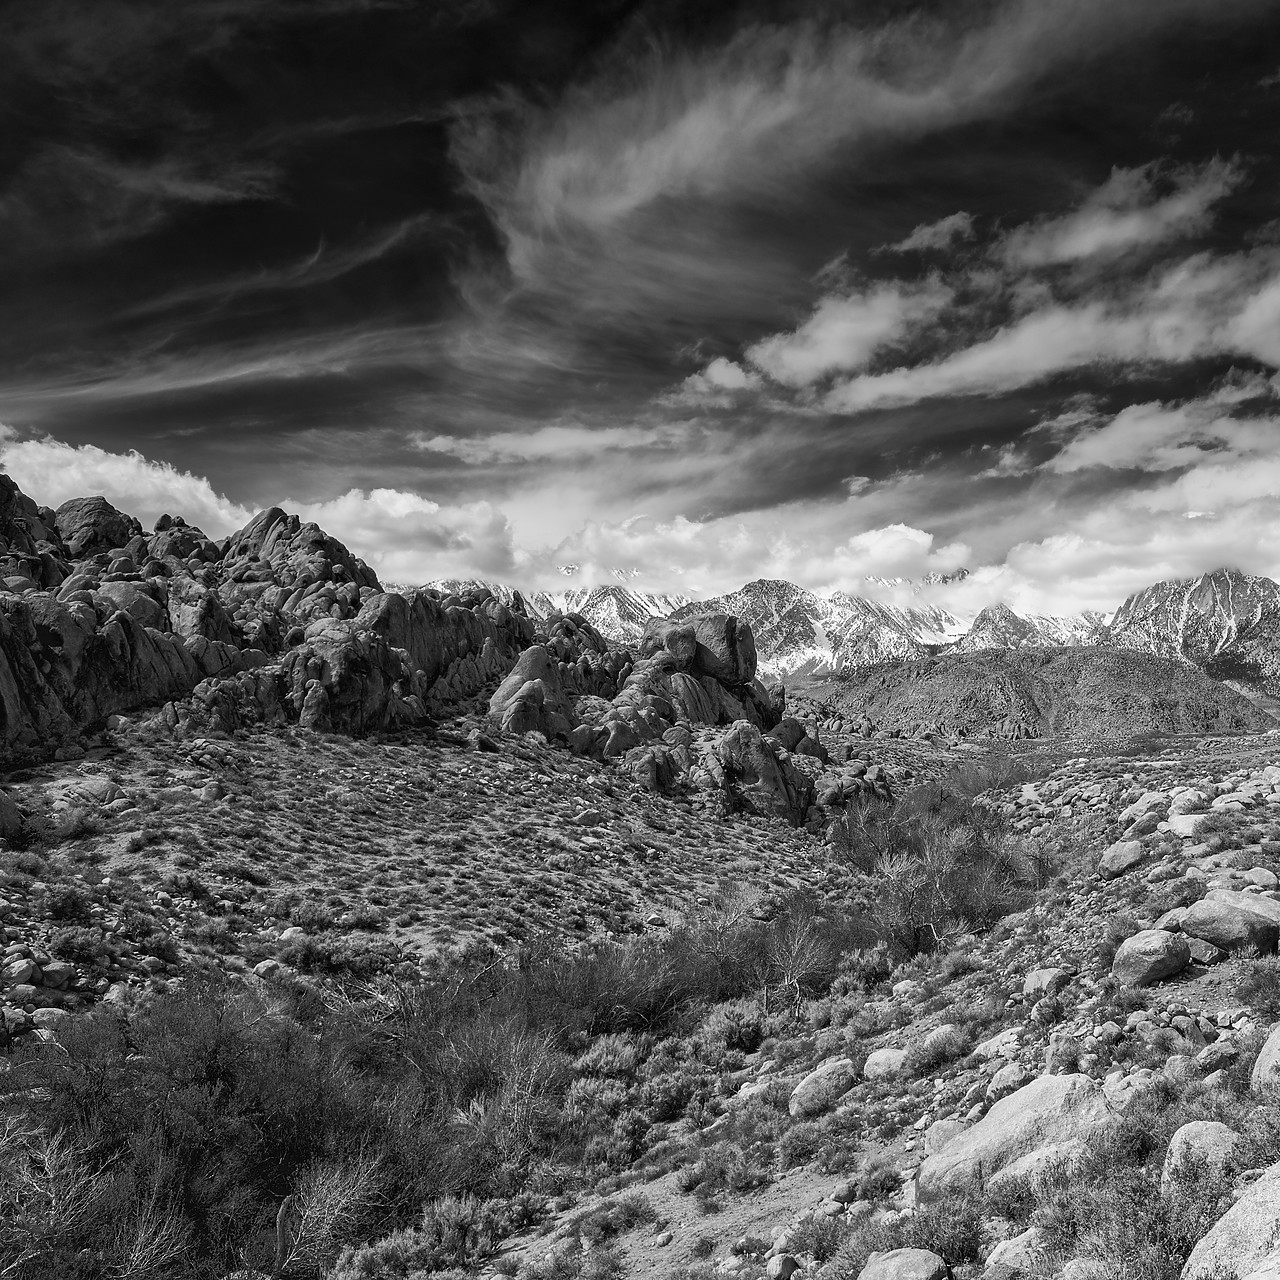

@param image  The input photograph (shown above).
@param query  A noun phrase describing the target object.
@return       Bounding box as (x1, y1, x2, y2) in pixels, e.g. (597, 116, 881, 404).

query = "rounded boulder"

(789, 1057, 858, 1118)
(856, 1248, 950, 1280)
(1111, 929, 1190, 987)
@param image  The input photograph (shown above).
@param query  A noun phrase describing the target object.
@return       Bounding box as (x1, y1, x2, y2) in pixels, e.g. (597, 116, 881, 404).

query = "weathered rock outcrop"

(0, 473, 68, 590)
(0, 473, 542, 762)
(635, 613, 778, 728)
(489, 645, 577, 740)
(714, 720, 817, 825)
(54, 496, 143, 560)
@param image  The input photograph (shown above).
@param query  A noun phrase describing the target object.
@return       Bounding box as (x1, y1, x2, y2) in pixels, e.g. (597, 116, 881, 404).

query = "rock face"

(713, 721, 815, 826)
(916, 1073, 1113, 1200)
(1111, 929, 1191, 987)
(1105, 567, 1280, 697)
(1182, 1159, 1280, 1279)
(633, 612, 777, 727)
(489, 645, 577, 740)
(54, 496, 142, 559)
(1251, 1024, 1280, 1092)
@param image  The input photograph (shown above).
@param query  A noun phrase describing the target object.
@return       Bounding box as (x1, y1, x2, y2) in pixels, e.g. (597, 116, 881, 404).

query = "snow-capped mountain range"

(427, 574, 1109, 678)
(426, 567, 1280, 695)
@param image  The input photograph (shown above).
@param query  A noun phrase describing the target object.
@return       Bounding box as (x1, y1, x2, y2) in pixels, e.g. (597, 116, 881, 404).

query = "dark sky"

(2, 0, 1280, 610)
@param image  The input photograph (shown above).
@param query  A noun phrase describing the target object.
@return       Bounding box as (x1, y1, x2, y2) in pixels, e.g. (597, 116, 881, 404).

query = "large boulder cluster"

(486, 606, 877, 827)
(0, 475, 537, 762)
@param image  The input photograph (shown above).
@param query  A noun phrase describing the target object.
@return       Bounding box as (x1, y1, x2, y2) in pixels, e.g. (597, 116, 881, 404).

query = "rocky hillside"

(1106, 568, 1280, 696)
(820, 647, 1277, 741)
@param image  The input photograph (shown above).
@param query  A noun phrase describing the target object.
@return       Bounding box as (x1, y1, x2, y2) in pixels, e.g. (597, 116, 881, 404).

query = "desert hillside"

(814, 648, 1277, 742)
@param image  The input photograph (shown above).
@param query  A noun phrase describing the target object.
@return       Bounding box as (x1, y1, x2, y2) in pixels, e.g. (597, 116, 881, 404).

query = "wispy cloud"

(413, 421, 687, 464)
(997, 157, 1243, 267)
(745, 280, 952, 387)
(881, 212, 976, 255)
(119, 214, 446, 319)
(0, 147, 280, 253)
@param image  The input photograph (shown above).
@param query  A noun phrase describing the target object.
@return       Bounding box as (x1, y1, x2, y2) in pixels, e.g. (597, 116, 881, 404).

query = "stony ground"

(6, 718, 1280, 1279)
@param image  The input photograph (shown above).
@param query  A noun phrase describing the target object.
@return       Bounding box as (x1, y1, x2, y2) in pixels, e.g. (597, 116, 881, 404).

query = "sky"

(3, 0, 1280, 615)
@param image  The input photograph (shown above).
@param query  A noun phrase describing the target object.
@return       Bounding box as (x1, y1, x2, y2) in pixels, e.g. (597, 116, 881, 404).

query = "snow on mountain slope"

(948, 604, 1109, 653)
(1104, 568, 1280, 693)
(425, 579, 692, 645)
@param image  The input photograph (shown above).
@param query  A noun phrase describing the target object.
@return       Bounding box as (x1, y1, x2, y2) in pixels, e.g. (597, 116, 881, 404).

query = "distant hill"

(821, 647, 1277, 740)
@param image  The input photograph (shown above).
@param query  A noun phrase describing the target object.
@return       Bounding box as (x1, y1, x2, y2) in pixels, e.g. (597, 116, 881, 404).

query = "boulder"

(1181, 892, 1280, 953)
(917, 1073, 1113, 1200)
(864, 1047, 908, 1080)
(985, 1227, 1046, 1273)
(54, 496, 142, 559)
(789, 1057, 858, 1118)
(488, 645, 576, 740)
(1182, 1159, 1280, 1279)
(986, 1061, 1033, 1102)
(1111, 929, 1191, 987)
(857, 1249, 950, 1280)
(1168, 812, 1211, 839)
(1251, 1023, 1280, 1093)
(1099, 839, 1148, 879)
(1161, 1120, 1237, 1195)
(685, 612, 758, 685)
(1023, 967, 1070, 999)
(714, 720, 815, 826)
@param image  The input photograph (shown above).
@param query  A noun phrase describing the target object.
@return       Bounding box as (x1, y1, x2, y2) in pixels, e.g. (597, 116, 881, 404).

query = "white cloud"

(414, 422, 684, 464)
(291, 489, 523, 584)
(0, 428, 252, 535)
(881, 212, 975, 255)
(0, 429, 524, 584)
(823, 249, 1280, 412)
(998, 158, 1242, 267)
(1044, 397, 1280, 474)
(672, 357, 763, 404)
(744, 280, 951, 387)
